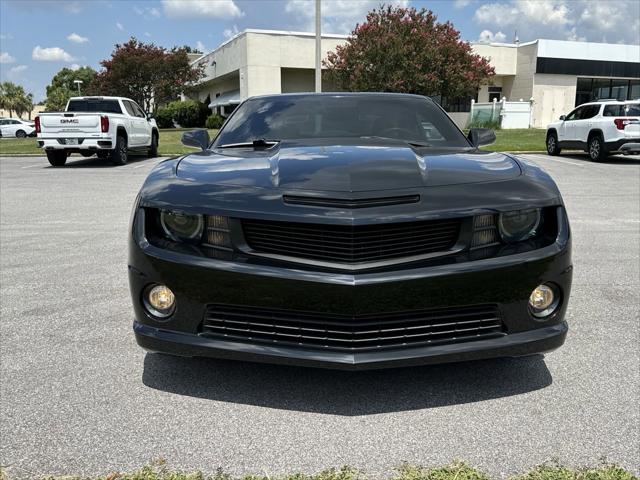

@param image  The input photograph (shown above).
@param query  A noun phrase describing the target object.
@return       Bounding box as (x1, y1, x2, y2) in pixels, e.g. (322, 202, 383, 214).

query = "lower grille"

(241, 218, 462, 265)
(201, 304, 504, 352)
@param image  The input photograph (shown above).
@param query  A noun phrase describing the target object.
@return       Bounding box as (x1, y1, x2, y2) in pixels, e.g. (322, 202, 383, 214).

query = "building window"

(575, 78, 640, 106)
(488, 86, 502, 102)
(433, 92, 478, 113)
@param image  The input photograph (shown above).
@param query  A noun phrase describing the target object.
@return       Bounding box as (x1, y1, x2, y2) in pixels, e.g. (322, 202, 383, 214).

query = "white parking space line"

(526, 154, 585, 167)
(21, 163, 44, 169)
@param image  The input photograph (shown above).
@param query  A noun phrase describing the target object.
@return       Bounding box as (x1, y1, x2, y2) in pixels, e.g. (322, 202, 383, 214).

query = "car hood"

(176, 140, 521, 192)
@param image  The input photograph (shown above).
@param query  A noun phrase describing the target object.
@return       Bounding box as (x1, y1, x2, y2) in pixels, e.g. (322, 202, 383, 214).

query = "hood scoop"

(283, 194, 420, 209)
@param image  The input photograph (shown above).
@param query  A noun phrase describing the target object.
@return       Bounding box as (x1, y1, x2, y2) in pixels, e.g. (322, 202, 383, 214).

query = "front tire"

(110, 135, 128, 165)
(588, 134, 607, 162)
(148, 132, 158, 158)
(16, 130, 27, 138)
(546, 132, 561, 156)
(46, 150, 67, 167)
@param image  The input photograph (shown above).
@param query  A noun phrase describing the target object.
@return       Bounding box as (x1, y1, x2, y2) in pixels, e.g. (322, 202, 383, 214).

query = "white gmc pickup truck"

(36, 96, 159, 166)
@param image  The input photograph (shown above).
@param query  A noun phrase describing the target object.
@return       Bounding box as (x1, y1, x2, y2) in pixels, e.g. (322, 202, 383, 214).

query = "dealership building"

(189, 29, 640, 128)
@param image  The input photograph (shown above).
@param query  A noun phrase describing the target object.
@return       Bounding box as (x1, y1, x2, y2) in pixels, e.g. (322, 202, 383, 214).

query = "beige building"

(189, 30, 640, 128)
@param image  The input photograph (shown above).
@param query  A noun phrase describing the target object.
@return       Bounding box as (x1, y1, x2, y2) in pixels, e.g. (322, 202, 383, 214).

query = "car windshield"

(67, 99, 122, 114)
(214, 95, 469, 148)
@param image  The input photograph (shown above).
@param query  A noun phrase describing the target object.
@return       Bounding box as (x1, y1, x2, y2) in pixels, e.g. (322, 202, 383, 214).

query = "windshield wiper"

(218, 138, 280, 149)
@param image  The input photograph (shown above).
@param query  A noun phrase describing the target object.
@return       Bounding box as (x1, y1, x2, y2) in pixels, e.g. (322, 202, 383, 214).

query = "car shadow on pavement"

(142, 353, 552, 414)
(49, 154, 153, 168)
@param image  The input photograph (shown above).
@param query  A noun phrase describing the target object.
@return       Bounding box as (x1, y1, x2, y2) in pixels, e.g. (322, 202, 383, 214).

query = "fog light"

(529, 284, 558, 318)
(144, 284, 175, 318)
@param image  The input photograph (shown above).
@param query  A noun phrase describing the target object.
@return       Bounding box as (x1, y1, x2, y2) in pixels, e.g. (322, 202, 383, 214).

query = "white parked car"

(36, 96, 159, 167)
(0, 118, 36, 138)
(546, 100, 640, 161)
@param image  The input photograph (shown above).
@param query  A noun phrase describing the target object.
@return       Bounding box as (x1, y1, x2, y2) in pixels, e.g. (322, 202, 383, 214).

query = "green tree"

(324, 5, 495, 99)
(0, 82, 34, 118)
(89, 38, 203, 112)
(44, 66, 97, 111)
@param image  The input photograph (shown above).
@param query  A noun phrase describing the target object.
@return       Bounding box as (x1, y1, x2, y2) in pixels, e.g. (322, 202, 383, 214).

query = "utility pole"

(315, 0, 321, 93)
(73, 79, 83, 95)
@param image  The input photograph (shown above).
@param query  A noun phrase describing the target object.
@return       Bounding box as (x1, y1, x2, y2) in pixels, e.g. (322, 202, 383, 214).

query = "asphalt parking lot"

(1, 152, 638, 478)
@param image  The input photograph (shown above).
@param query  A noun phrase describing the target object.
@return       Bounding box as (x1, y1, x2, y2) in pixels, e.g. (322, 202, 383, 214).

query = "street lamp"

(73, 79, 83, 95)
(315, 0, 321, 93)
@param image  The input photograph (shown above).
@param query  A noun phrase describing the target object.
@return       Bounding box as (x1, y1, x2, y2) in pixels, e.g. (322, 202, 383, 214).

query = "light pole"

(315, 0, 321, 93)
(73, 79, 83, 95)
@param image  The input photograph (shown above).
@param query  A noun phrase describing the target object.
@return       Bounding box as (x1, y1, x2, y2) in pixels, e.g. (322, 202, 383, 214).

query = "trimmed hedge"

(206, 113, 225, 129)
(154, 100, 210, 129)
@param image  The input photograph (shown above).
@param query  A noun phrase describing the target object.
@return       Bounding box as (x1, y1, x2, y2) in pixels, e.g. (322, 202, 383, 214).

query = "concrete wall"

(509, 42, 537, 103)
(532, 74, 577, 128)
(471, 43, 518, 76)
(0, 104, 45, 120)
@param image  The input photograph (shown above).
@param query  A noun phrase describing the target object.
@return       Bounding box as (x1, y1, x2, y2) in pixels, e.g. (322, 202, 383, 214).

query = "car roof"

(68, 96, 130, 101)
(248, 92, 432, 102)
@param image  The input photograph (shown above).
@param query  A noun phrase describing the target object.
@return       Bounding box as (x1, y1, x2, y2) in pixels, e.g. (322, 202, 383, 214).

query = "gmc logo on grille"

(60, 119, 79, 124)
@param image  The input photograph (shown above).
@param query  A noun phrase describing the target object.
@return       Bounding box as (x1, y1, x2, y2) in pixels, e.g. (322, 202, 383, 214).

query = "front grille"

(201, 304, 504, 352)
(242, 218, 461, 264)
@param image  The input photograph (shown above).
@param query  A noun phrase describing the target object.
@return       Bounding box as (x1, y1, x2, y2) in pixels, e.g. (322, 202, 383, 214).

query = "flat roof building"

(189, 29, 640, 128)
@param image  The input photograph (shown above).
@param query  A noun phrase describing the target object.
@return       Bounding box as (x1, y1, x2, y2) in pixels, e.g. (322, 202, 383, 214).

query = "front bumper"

(129, 207, 572, 369)
(134, 320, 567, 370)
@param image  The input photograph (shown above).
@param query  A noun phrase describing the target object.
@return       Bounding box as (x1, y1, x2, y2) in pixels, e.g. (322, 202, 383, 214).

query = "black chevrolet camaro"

(128, 93, 572, 370)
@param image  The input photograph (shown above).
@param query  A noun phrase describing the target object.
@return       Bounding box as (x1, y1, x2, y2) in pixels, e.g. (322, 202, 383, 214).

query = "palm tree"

(0, 82, 35, 119)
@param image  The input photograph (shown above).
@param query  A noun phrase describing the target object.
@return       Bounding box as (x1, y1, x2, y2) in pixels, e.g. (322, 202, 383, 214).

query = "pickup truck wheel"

(148, 132, 158, 158)
(546, 132, 561, 156)
(16, 130, 27, 138)
(110, 135, 128, 165)
(588, 134, 607, 162)
(46, 151, 67, 167)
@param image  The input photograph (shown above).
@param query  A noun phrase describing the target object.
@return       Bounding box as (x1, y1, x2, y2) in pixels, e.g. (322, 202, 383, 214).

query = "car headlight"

(160, 210, 203, 242)
(498, 208, 541, 243)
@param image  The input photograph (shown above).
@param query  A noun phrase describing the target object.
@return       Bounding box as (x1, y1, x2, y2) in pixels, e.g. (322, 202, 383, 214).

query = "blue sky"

(1, 0, 638, 102)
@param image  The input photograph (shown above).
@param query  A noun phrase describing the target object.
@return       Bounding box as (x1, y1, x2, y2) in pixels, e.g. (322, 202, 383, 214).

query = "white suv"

(546, 100, 640, 161)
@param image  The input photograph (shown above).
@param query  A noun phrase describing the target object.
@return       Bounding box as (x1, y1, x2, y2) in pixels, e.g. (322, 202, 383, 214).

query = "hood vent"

(283, 194, 420, 209)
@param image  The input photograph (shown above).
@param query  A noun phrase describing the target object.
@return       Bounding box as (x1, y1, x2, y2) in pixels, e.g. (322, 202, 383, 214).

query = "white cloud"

(285, 0, 409, 34)
(454, 0, 472, 8)
(162, 0, 243, 19)
(67, 32, 89, 43)
(32, 46, 76, 62)
(473, 0, 640, 44)
(70, 63, 81, 70)
(8, 65, 27, 79)
(478, 30, 507, 43)
(223, 25, 240, 39)
(116, 22, 124, 31)
(134, 5, 161, 19)
(0, 51, 16, 64)
(195, 40, 206, 52)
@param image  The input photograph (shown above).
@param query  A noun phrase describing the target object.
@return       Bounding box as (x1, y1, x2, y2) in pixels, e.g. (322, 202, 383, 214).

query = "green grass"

(0, 128, 546, 156)
(11, 460, 633, 480)
(0, 129, 219, 157)
(484, 128, 546, 152)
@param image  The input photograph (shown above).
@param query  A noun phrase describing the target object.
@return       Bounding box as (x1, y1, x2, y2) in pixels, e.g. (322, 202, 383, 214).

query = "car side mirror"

(559, 115, 566, 121)
(181, 129, 210, 151)
(467, 128, 496, 147)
